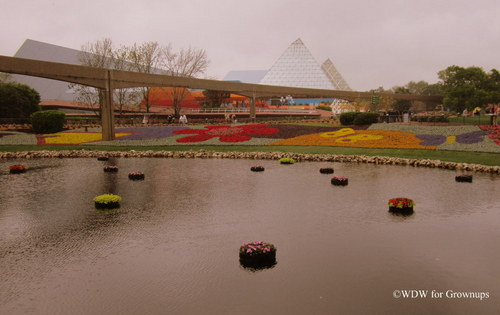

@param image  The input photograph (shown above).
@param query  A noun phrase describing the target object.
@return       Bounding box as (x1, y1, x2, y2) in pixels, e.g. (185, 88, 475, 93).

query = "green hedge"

(340, 112, 380, 125)
(30, 110, 66, 133)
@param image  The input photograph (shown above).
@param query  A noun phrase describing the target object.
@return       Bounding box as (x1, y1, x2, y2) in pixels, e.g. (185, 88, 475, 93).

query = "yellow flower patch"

(42, 132, 131, 144)
(268, 129, 436, 149)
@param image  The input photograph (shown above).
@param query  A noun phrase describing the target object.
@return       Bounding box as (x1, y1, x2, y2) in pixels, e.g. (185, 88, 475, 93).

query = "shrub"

(0, 82, 40, 118)
(30, 110, 65, 133)
(339, 112, 361, 125)
(353, 112, 380, 125)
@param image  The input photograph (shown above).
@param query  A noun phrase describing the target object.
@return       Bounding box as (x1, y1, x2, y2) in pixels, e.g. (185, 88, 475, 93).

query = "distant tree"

(162, 47, 209, 117)
(69, 38, 114, 117)
(112, 46, 141, 115)
(0, 82, 40, 118)
(128, 41, 165, 113)
(392, 86, 412, 112)
(438, 65, 499, 112)
(203, 89, 230, 107)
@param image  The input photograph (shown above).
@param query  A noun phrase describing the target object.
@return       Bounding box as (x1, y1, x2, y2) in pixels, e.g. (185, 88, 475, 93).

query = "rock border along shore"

(0, 150, 498, 174)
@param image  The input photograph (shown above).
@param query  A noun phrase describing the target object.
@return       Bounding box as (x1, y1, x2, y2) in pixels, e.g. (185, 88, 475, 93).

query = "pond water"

(0, 158, 499, 314)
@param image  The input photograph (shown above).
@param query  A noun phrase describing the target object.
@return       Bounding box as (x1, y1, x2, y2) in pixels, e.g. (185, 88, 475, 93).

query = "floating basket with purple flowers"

(331, 176, 348, 186)
(455, 174, 472, 183)
(320, 167, 334, 174)
(250, 166, 265, 172)
(239, 241, 277, 269)
(103, 165, 118, 172)
(128, 172, 145, 180)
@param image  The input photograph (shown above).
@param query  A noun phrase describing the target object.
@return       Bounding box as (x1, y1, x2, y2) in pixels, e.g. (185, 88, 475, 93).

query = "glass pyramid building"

(259, 38, 349, 90)
(321, 58, 352, 91)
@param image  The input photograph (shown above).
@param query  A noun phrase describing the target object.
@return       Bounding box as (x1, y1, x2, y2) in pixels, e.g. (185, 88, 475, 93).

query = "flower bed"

(94, 194, 121, 209)
(320, 167, 334, 174)
(128, 172, 145, 180)
(388, 197, 415, 214)
(239, 241, 277, 269)
(103, 165, 118, 172)
(455, 174, 473, 182)
(9, 164, 27, 174)
(279, 157, 296, 164)
(250, 166, 265, 172)
(331, 176, 348, 186)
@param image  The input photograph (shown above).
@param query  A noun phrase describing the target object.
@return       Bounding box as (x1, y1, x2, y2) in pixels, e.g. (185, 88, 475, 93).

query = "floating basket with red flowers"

(331, 176, 348, 186)
(388, 197, 415, 214)
(9, 165, 27, 174)
(239, 241, 277, 269)
(455, 174, 472, 183)
(103, 165, 118, 172)
(320, 167, 334, 174)
(128, 172, 145, 180)
(97, 156, 109, 161)
(250, 166, 265, 172)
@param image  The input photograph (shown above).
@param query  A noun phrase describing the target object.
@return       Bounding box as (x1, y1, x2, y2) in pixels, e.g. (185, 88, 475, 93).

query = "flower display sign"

(388, 197, 415, 208)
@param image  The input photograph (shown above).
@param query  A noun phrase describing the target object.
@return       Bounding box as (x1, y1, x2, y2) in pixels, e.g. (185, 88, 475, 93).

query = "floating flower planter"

(455, 174, 472, 183)
(128, 172, 145, 180)
(279, 157, 296, 164)
(320, 167, 334, 174)
(94, 194, 121, 209)
(103, 165, 118, 172)
(388, 197, 415, 214)
(250, 166, 265, 172)
(331, 176, 348, 186)
(97, 156, 109, 161)
(239, 241, 277, 269)
(9, 164, 27, 174)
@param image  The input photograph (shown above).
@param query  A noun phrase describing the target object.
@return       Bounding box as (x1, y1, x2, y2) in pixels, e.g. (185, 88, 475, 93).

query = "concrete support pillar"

(250, 91, 256, 122)
(101, 70, 115, 141)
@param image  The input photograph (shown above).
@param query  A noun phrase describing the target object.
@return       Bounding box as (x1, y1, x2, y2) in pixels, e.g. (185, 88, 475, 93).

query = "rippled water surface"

(1, 158, 499, 314)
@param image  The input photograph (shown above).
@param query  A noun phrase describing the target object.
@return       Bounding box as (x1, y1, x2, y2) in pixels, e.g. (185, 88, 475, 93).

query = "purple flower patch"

(115, 126, 189, 140)
(456, 131, 487, 144)
(416, 134, 446, 146)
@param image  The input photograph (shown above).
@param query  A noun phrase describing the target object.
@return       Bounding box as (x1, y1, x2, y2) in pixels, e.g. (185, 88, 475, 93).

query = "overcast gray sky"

(1, 0, 499, 91)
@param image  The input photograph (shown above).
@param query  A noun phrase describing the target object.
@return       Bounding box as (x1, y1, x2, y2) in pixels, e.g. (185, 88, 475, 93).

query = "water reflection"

(0, 158, 499, 314)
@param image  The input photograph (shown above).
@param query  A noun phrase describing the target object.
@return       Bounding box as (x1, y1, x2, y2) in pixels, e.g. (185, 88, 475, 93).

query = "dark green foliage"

(411, 115, 449, 123)
(340, 112, 379, 125)
(339, 112, 361, 125)
(316, 105, 331, 111)
(353, 112, 380, 125)
(0, 82, 41, 118)
(30, 110, 66, 133)
(438, 65, 500, 112)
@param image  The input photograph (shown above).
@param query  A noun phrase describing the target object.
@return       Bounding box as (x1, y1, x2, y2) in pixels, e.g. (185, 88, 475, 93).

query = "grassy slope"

(1, 144, 498, 166)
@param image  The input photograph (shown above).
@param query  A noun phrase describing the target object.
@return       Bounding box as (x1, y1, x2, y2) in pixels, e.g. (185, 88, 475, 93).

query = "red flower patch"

(173, 124, 279, 143)
(479, 125, 500, 146)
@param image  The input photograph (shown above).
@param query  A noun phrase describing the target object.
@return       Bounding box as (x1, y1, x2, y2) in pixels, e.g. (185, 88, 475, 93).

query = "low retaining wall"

(1, 150, 499, 174)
